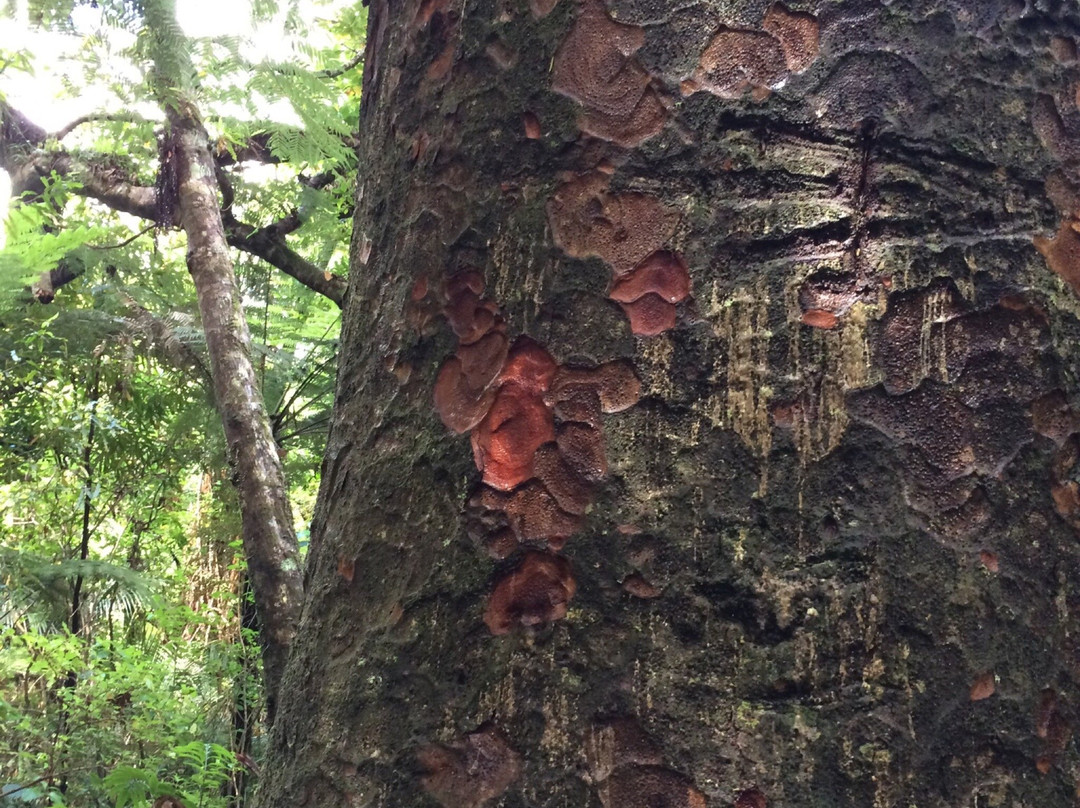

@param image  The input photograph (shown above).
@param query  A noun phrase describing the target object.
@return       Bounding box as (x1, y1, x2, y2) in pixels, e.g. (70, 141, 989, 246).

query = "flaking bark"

(259, 0, 1080, 805)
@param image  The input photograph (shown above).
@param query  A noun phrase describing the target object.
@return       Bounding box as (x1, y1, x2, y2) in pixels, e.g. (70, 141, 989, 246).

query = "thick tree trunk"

(142, 0, 304, 719)
(262, 1, 1080, 805)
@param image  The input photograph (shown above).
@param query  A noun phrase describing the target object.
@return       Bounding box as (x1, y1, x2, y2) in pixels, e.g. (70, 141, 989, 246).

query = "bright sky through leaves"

(0, 0, 353, 246)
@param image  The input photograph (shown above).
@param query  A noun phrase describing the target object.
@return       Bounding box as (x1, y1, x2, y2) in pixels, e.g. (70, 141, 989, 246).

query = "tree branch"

(2, 102, 345, 306)
(13, 149, 158, 217)
(223, 212, 345, 307)
(89, 224, 158, 251)
(31, 257, 86, 303)
(51, 112, 149, 141)
(315, 51, 364, 79)
(0, 99, 47, 156)
(115, 288, 212, 385)
(211, 131, 279, 166)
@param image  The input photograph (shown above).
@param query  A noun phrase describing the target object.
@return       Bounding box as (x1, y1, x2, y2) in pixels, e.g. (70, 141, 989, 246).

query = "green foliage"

(0, 0, 364, 804)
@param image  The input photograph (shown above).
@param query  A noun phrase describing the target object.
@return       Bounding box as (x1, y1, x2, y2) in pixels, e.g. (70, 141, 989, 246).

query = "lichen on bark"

(260, 0, 1080, 806)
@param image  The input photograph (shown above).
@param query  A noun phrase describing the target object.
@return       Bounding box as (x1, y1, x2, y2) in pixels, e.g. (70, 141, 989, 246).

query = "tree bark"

(263, 0, 1080, 806)
(141, 0, 304, 719)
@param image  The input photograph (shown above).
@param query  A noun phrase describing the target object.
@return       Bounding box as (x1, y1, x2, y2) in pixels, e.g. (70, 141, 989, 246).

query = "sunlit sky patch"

(0, 0, 352, 247)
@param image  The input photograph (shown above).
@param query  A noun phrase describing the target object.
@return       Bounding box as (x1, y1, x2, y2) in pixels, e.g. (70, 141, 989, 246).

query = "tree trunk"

(261, 1, 1080, 805)
(142, 0, 304, 719)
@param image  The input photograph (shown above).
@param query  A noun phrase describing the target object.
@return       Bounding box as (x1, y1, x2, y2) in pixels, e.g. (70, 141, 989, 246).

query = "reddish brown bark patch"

(686, 4, 819, 99)
(483, 551, 577, 634)
(1035, 218, 1080, 295)
(443, 271, 504, 344)
(523, 111, 542, 139)
(433, 272, 642, 633)
(434, 357, 498, 434)
(1032, 94, 1076, 162)
(412, 0, 450, 31)
(457, 331, 510, 390)
(485, 38, 516, 70)
(484, 527, 519, 560)
(472, 384, 556, 491)
(850, 282, 1054, 538)
(427, 41, 456, 81)
(1045, 171, 1080, 216)
(1037, 688, 1059, 739)
(688, 28, 787, 99)
(548, 174, 691, 335)
(1050, 434, 1080, 532)
(551, 385, 604, 427)
(873, 279, 966, 395)
(610, 251, 691, 304)
(529, 0, 559, 18)
(800, 308, 838, 329)
(549, 361, 643, 414)
(585, 718, 664, 783)
(500, 480, 583, 546)
(761, 2, 819, 72)
(585, 717, 707, 808)
(547, 172, 680, 275)
(533, 443, 595, 515)
(1032, 392, 1080, 445)
(735, 788, 768, 808)
(969, 672, 995, 701)
(433, 273, 512, 434)
(1032, 688, 1072, 773)
(552, 0, 667, 147)
(622, 573, 662, 598)
(557, 422, 608, 481)
(798, 270, 868, 321)
(619, 293, 678, 336)
(498, 336, 558, 393)
(417, 724, 522, 808)
(1050, 35, 1078, 65)
(599, 767, 707, 808)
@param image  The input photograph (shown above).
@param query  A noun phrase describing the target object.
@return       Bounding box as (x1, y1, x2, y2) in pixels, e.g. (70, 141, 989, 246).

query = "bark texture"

(168, 107, 304, 718)
(142, 0, 304, 718)
(263, 1, 1080, 806)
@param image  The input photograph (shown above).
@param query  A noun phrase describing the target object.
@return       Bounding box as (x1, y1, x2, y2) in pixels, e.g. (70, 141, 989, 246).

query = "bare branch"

(2, 102, 345, 306)
(51, 112, 149, 142)
(315, 51, 364, 79)
(88, 224, 158, 251)
(30, 258, 85, 304)
(223, 211, 346, 307)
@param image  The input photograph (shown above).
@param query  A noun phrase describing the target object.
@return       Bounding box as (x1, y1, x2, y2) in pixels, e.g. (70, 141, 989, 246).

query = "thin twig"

(315, 51, 364, 79)
(88, 224, 157, 251)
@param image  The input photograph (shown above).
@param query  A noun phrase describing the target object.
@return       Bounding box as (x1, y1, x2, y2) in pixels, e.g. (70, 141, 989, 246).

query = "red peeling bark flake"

(685, 3, 820, 99)
(483, 551, 577, 634)
(433, 270, 641, 634)
(547, 174, 692, 335)
(1035, 217, 1080, 295)
(418, 723, 522, 808)
(551, 0, 667, 147)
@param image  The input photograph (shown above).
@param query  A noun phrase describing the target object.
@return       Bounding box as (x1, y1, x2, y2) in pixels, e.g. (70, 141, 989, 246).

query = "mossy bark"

(261, 1, 1080, 806)
(142, 0, 305, 721)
